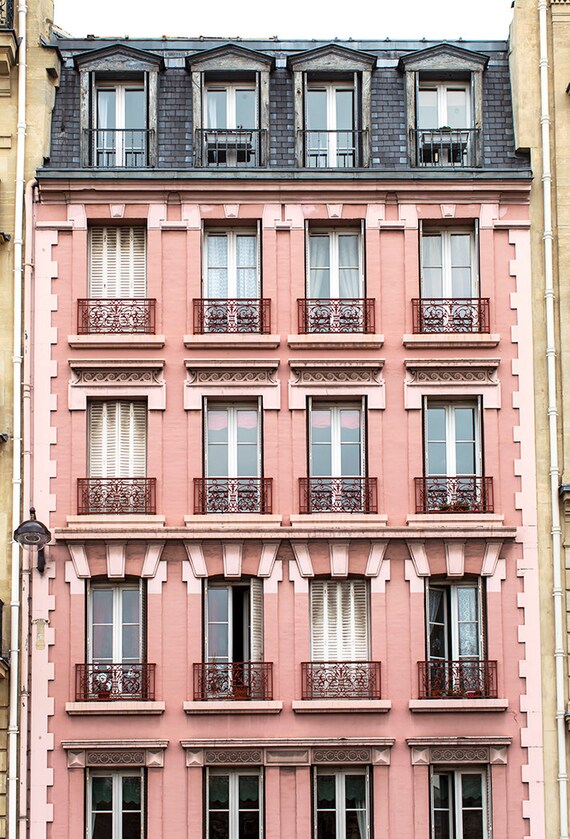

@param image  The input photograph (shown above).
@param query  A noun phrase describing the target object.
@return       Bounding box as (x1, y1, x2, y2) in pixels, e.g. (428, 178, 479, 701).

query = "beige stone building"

(0, 0, 58, 834)
(511, 0, 570, 836)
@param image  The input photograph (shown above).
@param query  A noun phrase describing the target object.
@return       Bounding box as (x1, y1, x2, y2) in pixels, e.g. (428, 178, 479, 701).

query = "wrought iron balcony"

(195, 129, 266, 167)
(412, 127, 480, 168)
(193, 298, 271, 334)
(299, 130, 366, 168)
(77, 478, 157, 515)
(414, 476, 494, 514)
(298, 298, 375, 334)
(194, 478, 272, 515)
(0, 0, 14, 28)
(75, 663, 156, 701)
(299, 477, 378, 514)
(84, 128, 154, 168)
(77, 298, 156, 334)
(301, 661, 381, 700)
(193, 662, 273, 700)
(418, 660, 498, 699)
(412, 298, 490, 334)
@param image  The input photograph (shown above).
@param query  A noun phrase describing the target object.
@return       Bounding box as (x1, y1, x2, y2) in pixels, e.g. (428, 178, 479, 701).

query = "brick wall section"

(269, 70, 295, 167)
(371, 68, 407, 168)
(157, 70, 193, 168)
(48, 67, 80, 168)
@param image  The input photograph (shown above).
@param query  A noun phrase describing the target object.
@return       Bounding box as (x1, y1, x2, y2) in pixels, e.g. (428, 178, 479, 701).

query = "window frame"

(206, 768, 263, 839)
(88, 399, 147, 479)
(430, 766, 489, 839)
(88, 225, 147, 299)
(203, 226, 261, 300)
(204, 83, 259, 130)
(308, 399, 365, 479)
(92, 78, 148, 168)
(419, 223, 479, 300)
(203, 578, 264, 664)
(306, 226, 365, 300)
(417, 81, 471, 130)
(86, 768, 145, 839)
(87, 579, 145, 667)
(203, 400, 262, 480)
(423, 399, 483, 478)
(313, 766, 370, 839)
(309, 578, 370, 662)
(305, 81, 357, 168)
(426, 578, 485, 663)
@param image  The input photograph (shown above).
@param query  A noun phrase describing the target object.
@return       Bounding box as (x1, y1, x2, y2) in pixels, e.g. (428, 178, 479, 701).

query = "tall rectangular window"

(425, 401, 480, 478)
(88, 401, 147, 479)
(94, 82, 147, 167)
(89, 227, 147, 299)
(205, 403, 260, 480)
(431, 768, 488, 839)
(314, 768, 369, 839)
(417, 84, 470, 130)
(88, 770, 144, 839)
(310, 579, 369, 662)
(420, 228, 476, 300)
(206, 85, 257, 130)
(205, 230, 259, 300)
(306, 83, 355, 168)
(308, 230, 362, 300)
(309, 402, 363, 479)
(207, 770, 262, 839)
(205, 580, 264, 665)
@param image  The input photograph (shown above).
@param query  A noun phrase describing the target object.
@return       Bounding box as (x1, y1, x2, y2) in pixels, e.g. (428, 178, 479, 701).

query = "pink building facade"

(22, 36, 543, 838)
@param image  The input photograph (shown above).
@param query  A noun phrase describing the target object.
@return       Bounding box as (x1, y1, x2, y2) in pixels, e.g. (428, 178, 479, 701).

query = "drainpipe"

(538, 0, 569, 836)
(8, 0, 28, 837)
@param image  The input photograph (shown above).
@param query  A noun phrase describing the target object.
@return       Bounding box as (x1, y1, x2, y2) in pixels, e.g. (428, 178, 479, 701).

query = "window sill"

(290, 514, 388, 528)
(183, 700, 283, 715)
(292, 699, 391, 714)
(66, 701, 165, 715)
(184, 333, 280, 349)
(402, 333, 500, 349)
(184, 514, 282, 531)
(409, 698, 508, 713)
(66, 515, 166, 529)
(68, 334, 165, 349)
(407, 514, 504, 526)
(288, 333, 384, 350)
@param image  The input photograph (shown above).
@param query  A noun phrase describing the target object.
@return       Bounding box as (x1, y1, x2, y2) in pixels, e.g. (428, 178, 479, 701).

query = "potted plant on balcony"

(93, 669, 113, 700)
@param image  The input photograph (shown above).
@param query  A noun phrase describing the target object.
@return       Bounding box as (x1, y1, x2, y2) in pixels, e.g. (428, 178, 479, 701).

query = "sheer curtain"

(236, 235, 258, 298)
(309, 236, 330, 298)
(338, 235, 360, 298)
(206, 236, 228, 298)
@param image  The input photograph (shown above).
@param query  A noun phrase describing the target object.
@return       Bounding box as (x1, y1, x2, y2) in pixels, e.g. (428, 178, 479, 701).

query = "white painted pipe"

(538, 0, 569, 836)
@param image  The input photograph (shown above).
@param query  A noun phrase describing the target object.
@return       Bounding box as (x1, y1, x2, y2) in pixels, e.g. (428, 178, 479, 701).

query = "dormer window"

(95, 82, 147, 168)
(203, 83, 258, 166)
(305, 83, 355, 168)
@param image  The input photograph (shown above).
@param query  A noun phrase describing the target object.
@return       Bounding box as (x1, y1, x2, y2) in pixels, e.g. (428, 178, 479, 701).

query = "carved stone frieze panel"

(404, 359, 501, 409)
(289, 360, 385, 409)
(68, 360, 166, 410)
(185, 360, 280, 409)
(205, 749, 263, 765)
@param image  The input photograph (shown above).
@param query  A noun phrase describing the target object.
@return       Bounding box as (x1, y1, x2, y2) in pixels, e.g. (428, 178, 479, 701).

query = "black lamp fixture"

(13, 508, 52, 574)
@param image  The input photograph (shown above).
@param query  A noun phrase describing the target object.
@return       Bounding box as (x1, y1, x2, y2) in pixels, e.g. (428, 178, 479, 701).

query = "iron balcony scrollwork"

(298, 298, 375, 334)
(301, 661, 382, 700)
(194, 478, 272, 515)
(84, 128, 154, 168)
(412, 298, 490, 334)
(412, 128, 480, 168)
(78, 298, 156, 334)
(418, 660, 498, 699)
(75, 663, 156, 701)
(414, 476, 494, 514)
(77, 478, 157, 515)
(299, 477, 378, 514)
(193, 299, 271, 334)
(196, 129, 266, 168)
(193, 662, 273, 701)
(300, 130, 366, 168)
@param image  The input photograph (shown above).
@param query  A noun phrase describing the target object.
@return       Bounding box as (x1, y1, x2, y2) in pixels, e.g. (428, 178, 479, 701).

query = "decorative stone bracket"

(408, 737, 510, 766)
(63, 739, 168, 769)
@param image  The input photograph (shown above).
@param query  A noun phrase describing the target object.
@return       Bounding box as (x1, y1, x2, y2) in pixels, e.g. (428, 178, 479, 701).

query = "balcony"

(299, 130, 366, 168)
(84, 128, 154, 168)
(77, 298, 156, 334)
(298, 298, 375, 334)
(299, 477, 378, 514)
(77, 478, 157, 515)
(418, 660, 498, 699)
(301, 661, 381, 700)
(0, 0, 13, 28)
(194, 478, 273, 515)
(412, 298, 490, 334)
(193, 298, 271, 334)
(195, 129, 266, 167)
(75, 663, 156, 701)
(193, 662, 273, 700)
(412, 127, 480, 168)
(414, 477, 494, 514)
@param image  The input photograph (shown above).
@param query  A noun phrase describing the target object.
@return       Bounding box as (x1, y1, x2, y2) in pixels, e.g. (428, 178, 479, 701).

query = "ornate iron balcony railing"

(75, 663, 156, 701)
(418, 660, 498, 699)
(77, 478, 157, 515)
(299, 130, 366, 168)
(299, 477, 378, 514)
(412, 298, 490, 334)
(301, 661, 381, 700)
(298, 298, 375, 334)
(193, 662, 273, 700)
(193, 298, 271, 334)
(84, 128, 154, 168)
(194, 478, 272, 515)
(414, 476, 494, 514)
(412, 127, 480, 168)
(195, 129, 266, 167)
(77, 298, 156, 334)
(0, 0, 14, 28)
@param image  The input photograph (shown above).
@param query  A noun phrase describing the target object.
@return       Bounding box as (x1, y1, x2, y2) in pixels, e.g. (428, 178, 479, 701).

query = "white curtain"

(206, 236, 228, 298)
(309, 236, 330, 298)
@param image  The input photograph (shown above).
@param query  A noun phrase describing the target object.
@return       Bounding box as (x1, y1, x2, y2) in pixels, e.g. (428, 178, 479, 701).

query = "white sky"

(53, 0, 514, 42)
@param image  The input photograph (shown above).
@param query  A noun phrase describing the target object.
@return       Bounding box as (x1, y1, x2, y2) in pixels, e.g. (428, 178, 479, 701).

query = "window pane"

(122, 589, 140, 625)
(317, 775, 336, 808)
(345, 775, 365, 808)
(208, 411, 229, 442)
(341, 444, 361, 477)
(450, 234, 471, 267)
(92, 813, 113, 839)
(209, 811, 230, 839)
(433, 811, 451, 839)
(432, 773, 449, 809)
(235, 89, 256, 129)
(317, 811, 336, 839)
(92, 590, 113, 624)
(208, 624, 229, 659)
(429, 623, 447, 659)
(427, 407, 446, 440)
(423, 235, 443, 268)
(207, 90, 227, 129)
(122, 625, 140, 662)
(457, 623, 478, 658)
(209, 774, 230, 808)
(418, 89, 438, 128)
(335, 90, 353, 131)
(239, 775, 259, 808)
(446, 89, 467, 128)
(455, 442, 475, 475)
(427, 442, 447, 476)
(239, 811, 259, 839)
(92, 776, 113, 809)
(346, 810, 366, 839)
(462, 810, 484, 839)
(340, 410, 361, 442)
(461, 774, 483, 808)
(312, 410, 332, 442)
(124, 89, 145, 129)
(122, 812, 142, 839)
(451, 267, 473, 298)
(457, 588, 477, 623)
(207, 445, 228, 477)
(455, 408, 475, 441)
(208, 588, 228, 622)
(237, 444, 258, 477)
(97, 90, 116, 130)
(92, 626, 113, 661)
(236, 410, 258, 443)
(122, 777, 141, 809)
(429, 588, 446, 626)
(307, 90, 327, 131)
(312, 445, 332, 477)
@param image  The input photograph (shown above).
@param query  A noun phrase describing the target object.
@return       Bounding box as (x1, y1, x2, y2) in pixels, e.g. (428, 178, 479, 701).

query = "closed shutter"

(88, 401, 117, 477)
(249, 578, 264, 662)
(89, 401, 146, 478)
(89, 226, 146, 298)
(118, 401, 146, 477)
(310, 580, 368, 661)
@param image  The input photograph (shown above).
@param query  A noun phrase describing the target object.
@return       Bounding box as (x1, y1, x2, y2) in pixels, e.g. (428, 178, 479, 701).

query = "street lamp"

(13, 507, 52, 573)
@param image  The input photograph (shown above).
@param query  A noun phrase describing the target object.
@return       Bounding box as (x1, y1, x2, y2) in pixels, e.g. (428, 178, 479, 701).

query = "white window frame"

(204, 578, 264, 664)
(204, 400, 262, 479)
(204, 83, 258, 130)
(86, 769, 145, 839)
(203, 227, 261, 300)
(306, 228, 364, 300)
(207, 769, 263, 839)
(87, 580, 144, 666)
(308, 400, 365, 478)
(94, 81, 147, 167)
(310, 579, 370, 662)
(427, 579, 484, 663)
(88, 400, 147, 479)
(418, 82, 471, 129)
(420, 226, 478, 299)
(424, 400, 482, 478)
(306, 83, 355, 168)
(88, 226, 147, 298)
(430, 767, 489, 839)
(313, 767, 370, 839)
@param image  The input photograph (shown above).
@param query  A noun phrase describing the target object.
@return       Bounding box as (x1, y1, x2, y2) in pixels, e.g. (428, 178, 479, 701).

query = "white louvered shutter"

(310, 580, 368, 661)
(89, 401, 146, 478)
(118, 401, 146, 477)
(89, 226, 146, 298)
(249, 578, 264, 662)
(88, 401, 117, 478)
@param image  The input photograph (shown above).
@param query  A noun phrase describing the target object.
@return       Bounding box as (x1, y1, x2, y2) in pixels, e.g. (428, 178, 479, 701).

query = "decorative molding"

(327, 204, 343, 219)
(223, 542, 243, 578)
(224, 204, 239, 218)
(430, 747, 489, 763)
(481, 541, 503, 577)
(289, 360, 385, 409)
(106, 542, 126, 578)
(68, 360, 166, 410)
(407, 737, 511, 766)
(63, 740, 168, 769)
(312, 748, 371, 763)
(365, 540, 389, 577)
(182, 739, 394, 767)
(406, 541, 430, 577)
(141, 542, 166, 578)
(110, 204, 125, 219)
(444, 540, 465, 577)
(265, 749, 310, 765)
(67, 542, 90, 578)
(404, 359, 500, 409)
(291, 542, 314, 578)
(329, 541, 349, 577)
(184, 359, 280, 410)
(205, 749, 263, 765)
(257, 541, 281, 578)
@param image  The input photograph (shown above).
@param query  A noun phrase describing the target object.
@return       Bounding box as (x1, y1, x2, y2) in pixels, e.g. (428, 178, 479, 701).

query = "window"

(88, 769, 144, 839)
(418, 83, 470, 132)
(202, 83, 260, 167)
(431, 768, 488, 839)
(314, 768, 369, 839)
(207, 770, 262, 839)
(94, 82, 148, 168)
(305, 83, 356, 168)
(89, 227, 147, 299)
(197, 579, 269, 700)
